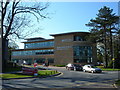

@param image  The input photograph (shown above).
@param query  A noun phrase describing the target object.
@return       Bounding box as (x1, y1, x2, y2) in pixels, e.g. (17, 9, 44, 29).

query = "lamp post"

(112, 58, 115, 69)
(112, 35, 115, 69)
(0, 19, 2, 73)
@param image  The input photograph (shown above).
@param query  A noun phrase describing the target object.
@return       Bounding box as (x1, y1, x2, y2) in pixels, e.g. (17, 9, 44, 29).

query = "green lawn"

(96, 66, 120, 71)
(54, 65, 66, 67)
(38, 70, 58, 76)
(0, 73, 33, 79)
(0, 70, 59, 79)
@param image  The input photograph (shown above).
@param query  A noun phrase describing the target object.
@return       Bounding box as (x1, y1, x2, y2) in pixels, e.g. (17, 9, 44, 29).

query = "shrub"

(108, 59, 120, 69)
(108, 61, 113, 68)
(54, 65, 65, 67)
(4, 61, 22, 72)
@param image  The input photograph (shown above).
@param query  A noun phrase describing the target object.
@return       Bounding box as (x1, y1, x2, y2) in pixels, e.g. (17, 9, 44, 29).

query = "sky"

(18, 2, 119, 49)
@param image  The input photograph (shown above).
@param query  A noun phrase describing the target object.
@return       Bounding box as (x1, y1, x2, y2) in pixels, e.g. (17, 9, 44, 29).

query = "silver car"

(82, 65, 102, 73)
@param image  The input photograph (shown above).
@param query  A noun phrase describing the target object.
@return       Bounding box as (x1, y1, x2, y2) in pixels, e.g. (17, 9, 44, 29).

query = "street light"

(112, 36, 115, 69)
(112, 58, 115, 69)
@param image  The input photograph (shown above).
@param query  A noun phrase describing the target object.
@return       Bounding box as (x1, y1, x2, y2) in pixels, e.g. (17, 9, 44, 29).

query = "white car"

(82, 65, 102, 73)
(66, 63, 82, 71)
(66, 63, 74, 70)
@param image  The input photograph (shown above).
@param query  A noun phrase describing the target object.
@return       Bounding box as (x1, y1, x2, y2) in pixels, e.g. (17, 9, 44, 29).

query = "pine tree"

(86, 6, 119, 68)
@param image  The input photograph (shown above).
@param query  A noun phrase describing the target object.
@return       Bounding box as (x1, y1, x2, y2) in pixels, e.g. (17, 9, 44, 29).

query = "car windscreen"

(74, 64, 81, 67)
(91, 66, 97, 68)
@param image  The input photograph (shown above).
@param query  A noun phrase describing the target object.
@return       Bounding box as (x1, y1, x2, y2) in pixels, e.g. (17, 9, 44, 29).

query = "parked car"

(66, 63, 83, 71)
(82, 65, 102, 73)
(97, 62, 104, 66)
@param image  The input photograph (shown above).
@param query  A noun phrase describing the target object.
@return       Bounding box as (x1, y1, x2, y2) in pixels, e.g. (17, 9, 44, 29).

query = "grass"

(115, 80, 120, 86)
(0, 73, 33, 79)
(96, 66, 120, 71)
(54, 65, 65, 67)
(38, 70, 58, 76)
(23, 65, 33, 67)
(0, 70, 59, 79)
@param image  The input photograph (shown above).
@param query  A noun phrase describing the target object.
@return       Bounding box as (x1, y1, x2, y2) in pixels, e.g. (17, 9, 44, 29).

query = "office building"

(11, 32, 97, 65)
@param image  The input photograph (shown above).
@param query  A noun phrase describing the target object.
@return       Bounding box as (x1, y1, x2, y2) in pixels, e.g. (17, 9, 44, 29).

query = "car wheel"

(83, 69, 86, 72)
(66, 67, 67, 69)
(67, 67, 70, 70)
(91, 70, 94, 73)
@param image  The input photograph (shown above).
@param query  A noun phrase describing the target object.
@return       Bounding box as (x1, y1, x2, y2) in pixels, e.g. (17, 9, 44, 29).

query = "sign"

(34, 63, 38, 67)
(22, 67, 38, 76)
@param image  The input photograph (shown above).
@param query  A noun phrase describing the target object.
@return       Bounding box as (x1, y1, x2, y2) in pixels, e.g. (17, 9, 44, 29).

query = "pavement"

(1, 65, 120, 89)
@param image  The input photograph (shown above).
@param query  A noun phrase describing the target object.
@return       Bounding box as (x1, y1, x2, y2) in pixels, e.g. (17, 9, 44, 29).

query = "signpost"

(34, 63, 38, 67)
(22, 67, 38, 76)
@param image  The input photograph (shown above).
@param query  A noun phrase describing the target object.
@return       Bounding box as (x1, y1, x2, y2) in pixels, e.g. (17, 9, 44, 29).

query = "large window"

(24, 41, 54, 49)
(35, 49, 54, 55)
(74, 36, 86, 41)
(48, 58, 54, 63)
(35, 58, 45, 64)
(12, 59, 19, 63)
(12, 59, 32, 64)
(12, 49, 54, 56)
(73, 46, 92, 63)
(24, 59, 32, 64)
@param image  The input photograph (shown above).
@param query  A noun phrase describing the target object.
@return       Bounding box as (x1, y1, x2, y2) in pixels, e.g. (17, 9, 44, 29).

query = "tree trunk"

(104, 26, 108, 68)
(109, 28, 113, 61)
(2, 38, 9, 72)
(104, 38, 108, 68)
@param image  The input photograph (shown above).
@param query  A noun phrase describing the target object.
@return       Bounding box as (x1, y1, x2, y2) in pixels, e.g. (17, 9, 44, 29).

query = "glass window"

(73, 46, 92, 63)
(12, 59, 19, 63)
(35, 58, 45, 63)
(24, 58, 32, 64)
(48, 58, 54, 63)
(74, 36, 86, 41)
(91, 66, 97, 68)
(74, 59, 87, 63)
(24, 41, 54, 49)
(12, 49, 54, 56)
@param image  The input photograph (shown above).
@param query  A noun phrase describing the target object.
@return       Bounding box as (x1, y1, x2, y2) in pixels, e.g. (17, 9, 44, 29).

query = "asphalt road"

(2, 66, 119, 89)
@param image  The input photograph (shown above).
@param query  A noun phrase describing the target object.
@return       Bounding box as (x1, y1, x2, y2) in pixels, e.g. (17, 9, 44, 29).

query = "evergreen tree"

(86, 6, 119, 68)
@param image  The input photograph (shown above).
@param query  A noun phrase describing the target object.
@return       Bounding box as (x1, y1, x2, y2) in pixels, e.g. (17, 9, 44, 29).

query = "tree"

(86, 6, 119, 68)
(1, 0, 49, 72)
(8, 41, 19, 61)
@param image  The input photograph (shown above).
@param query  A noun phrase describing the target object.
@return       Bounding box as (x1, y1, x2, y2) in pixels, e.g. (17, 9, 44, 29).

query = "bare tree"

(1, 0, 49, 72)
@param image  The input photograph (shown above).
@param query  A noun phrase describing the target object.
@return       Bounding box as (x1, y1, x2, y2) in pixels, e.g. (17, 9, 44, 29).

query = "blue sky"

(18, 2, 118, 49)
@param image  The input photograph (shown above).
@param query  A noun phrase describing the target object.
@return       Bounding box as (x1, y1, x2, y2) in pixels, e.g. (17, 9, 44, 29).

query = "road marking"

(55, 72, 63, 77)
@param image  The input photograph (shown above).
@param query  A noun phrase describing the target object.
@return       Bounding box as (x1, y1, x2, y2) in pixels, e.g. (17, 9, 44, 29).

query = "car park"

(66, 63, 83, 71)
(82, 65, 102, 73)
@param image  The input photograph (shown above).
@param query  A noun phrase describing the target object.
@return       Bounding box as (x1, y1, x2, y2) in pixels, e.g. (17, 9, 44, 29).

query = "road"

(2, 66, 119, 89)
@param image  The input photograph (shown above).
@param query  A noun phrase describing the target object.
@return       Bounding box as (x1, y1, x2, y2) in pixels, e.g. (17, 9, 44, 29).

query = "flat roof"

(25, 37, 45, 40)
(22, 39, 54, 43)
(50, 32, 90, 36)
